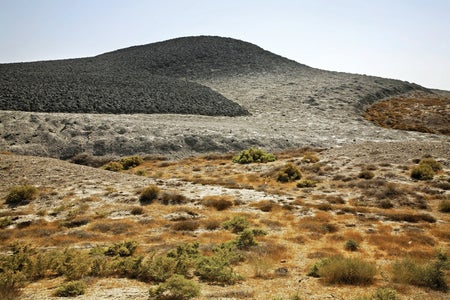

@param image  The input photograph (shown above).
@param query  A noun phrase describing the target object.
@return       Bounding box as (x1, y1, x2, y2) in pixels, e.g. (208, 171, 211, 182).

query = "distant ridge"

(2, 36, 306, 116)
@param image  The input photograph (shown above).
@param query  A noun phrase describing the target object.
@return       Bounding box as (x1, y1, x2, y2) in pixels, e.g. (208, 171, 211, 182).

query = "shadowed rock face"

(0, 36, 448, 159)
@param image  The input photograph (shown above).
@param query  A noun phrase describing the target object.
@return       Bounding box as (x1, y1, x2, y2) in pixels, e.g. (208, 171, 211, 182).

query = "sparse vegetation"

(101, 161, 124, 172)
(344, 239, 359, 251)
(358, 170, 375, 180)
(5, 185, 38, 206)
(222, 216, 250, 233)
(419, 158, 442, 172)
(232, 147, 276, 164)
(119, 156, 144, 170)
(203, 196, 234, 211)
(296, 179, 317, 188)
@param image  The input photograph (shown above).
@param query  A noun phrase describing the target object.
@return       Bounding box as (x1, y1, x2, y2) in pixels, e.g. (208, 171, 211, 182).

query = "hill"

(0, 36, 448, 160)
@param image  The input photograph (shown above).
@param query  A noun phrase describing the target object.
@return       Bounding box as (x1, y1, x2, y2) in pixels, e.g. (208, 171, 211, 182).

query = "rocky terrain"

(0, 36, 449, 299)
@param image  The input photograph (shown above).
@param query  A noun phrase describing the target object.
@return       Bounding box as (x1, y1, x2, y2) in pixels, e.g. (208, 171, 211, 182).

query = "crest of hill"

(2, 36, 309, 116)
(95, 35, 308, 77)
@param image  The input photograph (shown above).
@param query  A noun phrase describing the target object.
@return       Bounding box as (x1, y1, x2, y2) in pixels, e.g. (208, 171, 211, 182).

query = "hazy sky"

(1, 0, 449, 90)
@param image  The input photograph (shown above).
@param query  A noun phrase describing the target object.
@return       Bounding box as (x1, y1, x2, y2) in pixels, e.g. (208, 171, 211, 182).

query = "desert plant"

(235, 228, 267, 250)
(0, 217, 13, 229)
(105, 241, 138, 257)
(101, 161, 124, 172)
(296, 179, 317, 188)
(371, 287, 401, 300)
(119, 156, 144, 170)
(232, 147, 276, 164)
(54, 280, 86, 297)
(276, 163, 302, 183)
(140, 185, 160, 204)
(203, 196, 233, 211)
(0, 271, 26, 300)
(5, 185, 39, 206)
(419, 158, 442, 172)
(438, 200, 450, 213)
(171, 220, 199, 231)
(222, 216, 250, 233)
(130, 206, 145, 215)
(302, 152, 319, 163)
(391, 257, 448, 291)
(149, 274, 200, 300)
(358, 170, 375, 180)
(55, 248, 92, 280)
(139, 255, 177, 283)
(135, 169, 147, 176)
(160, 192, 188, 205)
(195, 253, 242, 285)
(314, 255, 376, 285)
(344, 239, 359, 251)
(411, 164, 434, 180)
(166, 243, 201, 276)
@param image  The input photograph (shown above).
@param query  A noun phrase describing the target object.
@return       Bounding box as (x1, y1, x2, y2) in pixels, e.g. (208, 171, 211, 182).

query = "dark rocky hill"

(2, 36, 303, 116)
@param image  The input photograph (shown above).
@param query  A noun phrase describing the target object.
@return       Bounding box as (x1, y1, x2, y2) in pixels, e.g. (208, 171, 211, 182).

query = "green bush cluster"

(411, 164, 435, 180)
(222, 216, 250, 233)
(232, 147, 276, 164)
(101, 161, 124, 172)
(5, 185, 39, 206)
(296, 179, 317, 188)
(276, 163, 302, 183)
(344, 239, 359, 251)
(419, 158, 442, 172)
(105, 241, 138, 257)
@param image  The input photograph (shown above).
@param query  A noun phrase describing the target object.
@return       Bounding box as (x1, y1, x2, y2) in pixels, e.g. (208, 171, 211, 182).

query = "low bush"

(344, 239, 359, 251)
(172, 220, 200, 232)
(276, 163, 302, 183)
(105, 241, 138, 257)
(119, 156, 144, 170)
(0, 217, 13, 229)
(358, 170, 375, 180)
(357, 287, 400, 300)
(139, 255, 177, 283)
(130, 206, 145, 215)
(161, 192, 188, 205)
(314, 255, 376, 285)
(235, 228, 267, 250)
(411, 164, 434, 180)
(140, 185, 160, 204)
(391, 257, 448, 291)
(438, 200, 450, 213)
(419, 158, 442, 172)
(5, 185, 39, 206)
(232, 147, 276, 164)
(203, 196, 233, 211)
(0, 271, 26, 300)
(149, 274, 200, 300)
(101, 161, 124, 172)
(296, 179, 317, 188)
(195, 253, 242, 285)
(222, 216, 250, 233)
(54, 280, 86, 297)
(135, 169, 147, 176)
(302, 152, 319, 163)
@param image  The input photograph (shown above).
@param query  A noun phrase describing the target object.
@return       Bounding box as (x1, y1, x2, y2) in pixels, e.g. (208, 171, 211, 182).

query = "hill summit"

(0, 36, 303, 116)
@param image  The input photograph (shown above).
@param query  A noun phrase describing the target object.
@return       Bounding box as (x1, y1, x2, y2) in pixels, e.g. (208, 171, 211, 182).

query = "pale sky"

(1, 0, 449, 90)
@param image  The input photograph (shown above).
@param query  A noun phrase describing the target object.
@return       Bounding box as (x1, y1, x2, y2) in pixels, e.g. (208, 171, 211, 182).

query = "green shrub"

(140, 185, 160, 204)
(195, 254, 242, 285)
(419, 158, 442, 172)
(391, 257, 448, 291)
(411, 164, 434, 180)
(232, 148, 276, 164)
(344, 239, 359, 251)
(101, 161, 124, 172)
(235, 228, 267, 250)
(5, 185, 39, 206)
(149, 274, 200, 300)
(56, 249, 92, 280)
(139, 255, 177, 283)
(105, 241, 138, 257)
(167, 243, 201, 276)
(315, 255, 376, 285)
(276, 163, 302, 183)
(296, 179, 317, 188)
(438, 200, 450, 213)
(120, 156, 144, 170)
(222, 216, 250, 233)
(160, 192, 188, 205)
(54, 280, 86, 297)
